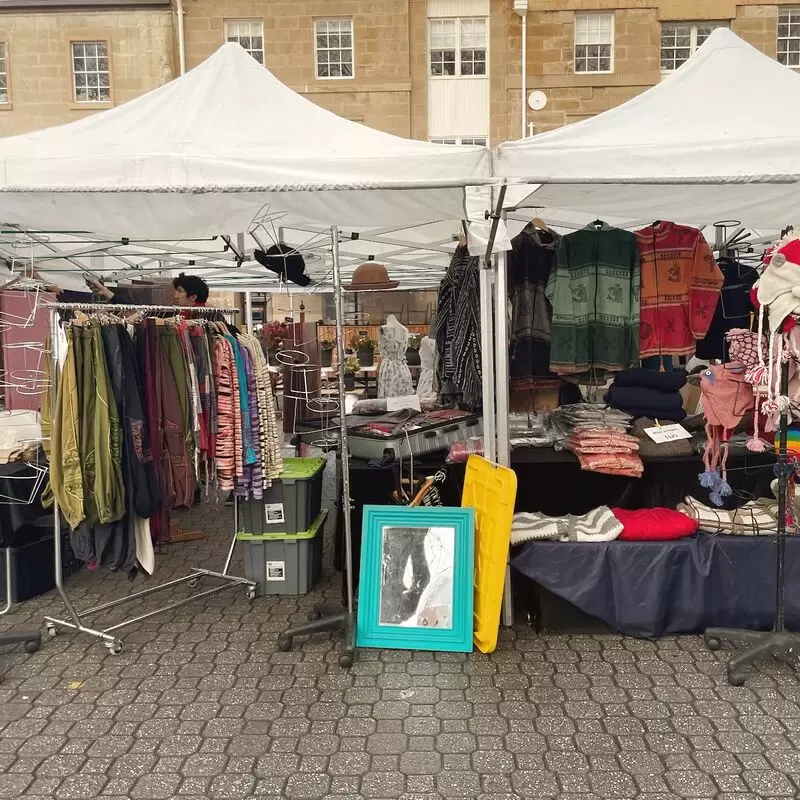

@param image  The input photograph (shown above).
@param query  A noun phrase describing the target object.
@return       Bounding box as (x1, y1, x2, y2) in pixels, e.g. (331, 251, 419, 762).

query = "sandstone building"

(0, 1, 796, 144)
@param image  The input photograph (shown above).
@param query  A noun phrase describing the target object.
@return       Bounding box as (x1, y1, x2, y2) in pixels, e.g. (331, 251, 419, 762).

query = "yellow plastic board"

(461, 455, 517, 653)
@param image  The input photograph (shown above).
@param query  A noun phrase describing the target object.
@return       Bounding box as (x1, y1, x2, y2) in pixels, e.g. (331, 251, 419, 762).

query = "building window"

(0, 43, 8, 103)
(225, 20, 264, 65)
(429, 17, 488, 77)
(315, 19, 353, 79)
(430, 136, 487, 146)
(660, 22, 724, 71)
(71, 41, 110, 103)
(778, 8, 800, 67)
(574, 13, 613, 73)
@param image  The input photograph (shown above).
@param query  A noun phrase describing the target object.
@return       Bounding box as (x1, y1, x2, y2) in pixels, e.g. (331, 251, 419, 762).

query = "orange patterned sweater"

(635, 221, 724, 359)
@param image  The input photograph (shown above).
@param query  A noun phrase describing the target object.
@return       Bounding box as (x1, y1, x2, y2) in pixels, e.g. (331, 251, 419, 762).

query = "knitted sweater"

(635, 222, 724, 359)
(546, 223, 640, 377)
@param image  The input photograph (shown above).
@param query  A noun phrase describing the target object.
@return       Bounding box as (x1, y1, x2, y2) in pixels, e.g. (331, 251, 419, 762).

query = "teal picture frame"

(356, 505, 475, 653)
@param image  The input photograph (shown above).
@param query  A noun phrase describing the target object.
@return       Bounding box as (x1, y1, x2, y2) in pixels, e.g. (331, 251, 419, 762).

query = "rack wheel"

(308, 610, 322, 621)
(727, 668, 746, 687)
(705, 635, 721, 652)
(338, 651, 354, 669)
(188, 578, 199, 589)
(24, 639, 40, 654)
(106, 639, 124, 655)
(278, 637, 292, 653)
(46, 625, 58, 640)
(246, 587, 256, 600)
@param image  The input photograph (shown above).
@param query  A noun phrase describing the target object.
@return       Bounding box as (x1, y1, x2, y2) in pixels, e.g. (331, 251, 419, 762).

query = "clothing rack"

(705, 355, 800, 684)
(42, 301, 256, 655)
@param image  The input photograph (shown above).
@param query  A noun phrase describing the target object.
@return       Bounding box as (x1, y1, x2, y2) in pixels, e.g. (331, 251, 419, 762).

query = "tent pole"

(244, 290, 254, 334)
(331, 226, 357, 657)
(494, 211, 514, 627)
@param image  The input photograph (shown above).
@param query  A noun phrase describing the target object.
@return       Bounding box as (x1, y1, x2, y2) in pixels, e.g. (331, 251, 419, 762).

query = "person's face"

(174, 286, 195, 307)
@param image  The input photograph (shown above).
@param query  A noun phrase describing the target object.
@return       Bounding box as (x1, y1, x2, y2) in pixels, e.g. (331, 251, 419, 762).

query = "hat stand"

(277, 225, 357, 669)
(704, 354, 800, 685)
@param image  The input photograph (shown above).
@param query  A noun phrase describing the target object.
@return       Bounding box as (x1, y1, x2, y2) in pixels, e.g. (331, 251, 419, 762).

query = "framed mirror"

(356, 505, 474, 652)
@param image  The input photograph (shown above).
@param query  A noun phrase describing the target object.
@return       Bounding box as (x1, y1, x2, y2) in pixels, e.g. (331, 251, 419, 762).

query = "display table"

(512, 532, 799, 638)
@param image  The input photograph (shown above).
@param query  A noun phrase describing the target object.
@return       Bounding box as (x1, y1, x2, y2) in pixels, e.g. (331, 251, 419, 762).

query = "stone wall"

(0, 8, 173, 135)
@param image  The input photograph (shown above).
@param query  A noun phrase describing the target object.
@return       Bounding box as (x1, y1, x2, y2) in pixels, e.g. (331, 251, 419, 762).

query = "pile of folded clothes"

(604, 367, 687, 422)
(552, 404, 643, 478)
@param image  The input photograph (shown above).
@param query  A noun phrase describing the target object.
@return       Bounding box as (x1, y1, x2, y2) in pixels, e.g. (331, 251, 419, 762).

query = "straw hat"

(344, 261, 398, 291)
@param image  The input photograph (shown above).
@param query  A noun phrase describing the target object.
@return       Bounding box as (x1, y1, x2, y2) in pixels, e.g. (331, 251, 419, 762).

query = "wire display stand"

(705, 355, 800, 684)
(42, 302, 256, 655)
(276, 226, 358, 668)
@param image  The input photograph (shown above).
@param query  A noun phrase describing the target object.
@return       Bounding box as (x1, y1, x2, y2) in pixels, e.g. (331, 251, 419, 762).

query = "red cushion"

(612, 507, 698, 541)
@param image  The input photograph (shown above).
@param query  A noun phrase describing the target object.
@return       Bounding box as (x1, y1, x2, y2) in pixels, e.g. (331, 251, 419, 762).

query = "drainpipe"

(513, 0, 529, 139)
(176, 0, 186, 75)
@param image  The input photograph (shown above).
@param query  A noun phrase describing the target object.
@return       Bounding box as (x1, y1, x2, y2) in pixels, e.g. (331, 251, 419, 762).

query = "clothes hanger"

(531, 216, 550, 232)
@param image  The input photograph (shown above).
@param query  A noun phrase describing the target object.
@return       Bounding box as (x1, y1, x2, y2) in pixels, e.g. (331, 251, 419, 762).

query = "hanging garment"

(378, 314, 414, 399)
(695, 259, 758, 360)
(635, 221, 724, 359)
(416, 336, 436, 403)
(508, 224, 560, 388)
(435, 245, 482, 408)
(41, 328, 85, 530)
(213, 335, 237, 493)
(546, 223, 640, 377)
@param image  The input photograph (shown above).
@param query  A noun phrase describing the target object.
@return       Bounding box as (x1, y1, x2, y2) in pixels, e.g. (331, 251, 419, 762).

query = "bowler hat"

(344, 261, 398, 291)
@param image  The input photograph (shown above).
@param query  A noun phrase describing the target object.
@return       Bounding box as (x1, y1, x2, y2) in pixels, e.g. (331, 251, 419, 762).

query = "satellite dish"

(528, 90, 547, 111)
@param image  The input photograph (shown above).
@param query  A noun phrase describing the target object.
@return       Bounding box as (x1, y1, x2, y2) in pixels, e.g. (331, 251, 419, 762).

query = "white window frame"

(660, 21, 725, 73)
(225, 19, 265, 65)
(0, 42, 8, 104)
(71, 41, 111, 104)
(314, 18, 354, 80)
(778, 8, 800, 68)
(574, 13, 614, 74)
(429, 17, 488, 78)
(430, 136, 487, 146)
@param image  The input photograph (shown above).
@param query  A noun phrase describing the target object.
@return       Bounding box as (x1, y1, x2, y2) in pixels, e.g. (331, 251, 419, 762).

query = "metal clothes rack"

(705, 356, 800, 684)
(42, 302, 256, 654)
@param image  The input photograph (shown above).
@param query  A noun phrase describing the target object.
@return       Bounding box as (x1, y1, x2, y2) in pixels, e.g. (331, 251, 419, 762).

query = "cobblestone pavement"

(1, 495, 799, 800)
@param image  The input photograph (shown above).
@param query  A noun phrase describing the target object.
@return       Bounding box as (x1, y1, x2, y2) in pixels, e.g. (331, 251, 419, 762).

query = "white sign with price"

(643, 423, 692, 444)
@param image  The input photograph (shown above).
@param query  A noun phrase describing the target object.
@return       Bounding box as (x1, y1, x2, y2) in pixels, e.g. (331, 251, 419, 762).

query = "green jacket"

(545, 223, 641, 377)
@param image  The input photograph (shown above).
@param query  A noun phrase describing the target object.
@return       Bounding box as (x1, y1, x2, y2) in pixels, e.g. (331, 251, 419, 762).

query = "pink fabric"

(0, 290, 56, 411)
(577, 452, 644, 478)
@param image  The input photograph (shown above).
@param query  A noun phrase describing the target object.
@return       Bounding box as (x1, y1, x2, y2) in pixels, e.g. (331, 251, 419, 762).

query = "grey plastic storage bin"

(239, 457, 325, 535)
(238, 510, 327, 596)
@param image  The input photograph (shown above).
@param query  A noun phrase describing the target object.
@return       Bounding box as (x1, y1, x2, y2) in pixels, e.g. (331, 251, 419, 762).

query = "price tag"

(386, 395, 421, 412)
(643, 423, 692, 444)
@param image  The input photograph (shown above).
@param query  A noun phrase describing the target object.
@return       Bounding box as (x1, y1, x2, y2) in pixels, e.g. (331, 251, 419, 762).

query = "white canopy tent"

(495, 29, 800, 228)
(0, 44, 497, 660)
(0, 42, 491, 239)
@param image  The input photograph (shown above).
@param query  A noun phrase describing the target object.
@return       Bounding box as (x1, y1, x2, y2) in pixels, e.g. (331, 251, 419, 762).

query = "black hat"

(253, 243, 311, 287)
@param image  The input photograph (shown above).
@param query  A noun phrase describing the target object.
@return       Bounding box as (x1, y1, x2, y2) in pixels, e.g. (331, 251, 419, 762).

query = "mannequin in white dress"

(378, 314, 414, 399)
(416, 335, 436, 403)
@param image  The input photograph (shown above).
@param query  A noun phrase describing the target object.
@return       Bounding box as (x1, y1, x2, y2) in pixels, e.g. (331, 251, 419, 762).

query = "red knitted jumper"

(635, 221, 724, 359)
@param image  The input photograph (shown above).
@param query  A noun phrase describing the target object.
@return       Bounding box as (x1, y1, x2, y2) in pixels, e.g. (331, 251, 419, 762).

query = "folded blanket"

(612, 506, 698, 541)
(611, 367, 687, 392)
(511, 506, 623, 545)
(677, 496, 778, 535)
(605, 385, 684, 412)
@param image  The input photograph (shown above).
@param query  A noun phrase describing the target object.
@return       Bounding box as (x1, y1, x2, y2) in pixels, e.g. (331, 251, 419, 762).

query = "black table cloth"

(512, 533, 798, 638)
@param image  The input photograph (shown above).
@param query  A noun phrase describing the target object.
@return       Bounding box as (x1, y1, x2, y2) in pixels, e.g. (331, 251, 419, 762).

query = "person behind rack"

(85, 273, 211, 313)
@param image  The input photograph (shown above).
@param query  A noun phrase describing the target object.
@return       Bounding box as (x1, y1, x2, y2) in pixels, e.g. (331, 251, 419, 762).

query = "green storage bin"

(240, 457, 326, 535)
(237, 510, 327, 596)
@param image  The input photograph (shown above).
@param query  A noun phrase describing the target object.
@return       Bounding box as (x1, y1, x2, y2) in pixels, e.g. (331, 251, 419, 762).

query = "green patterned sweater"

(545, 223, 641, 377)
